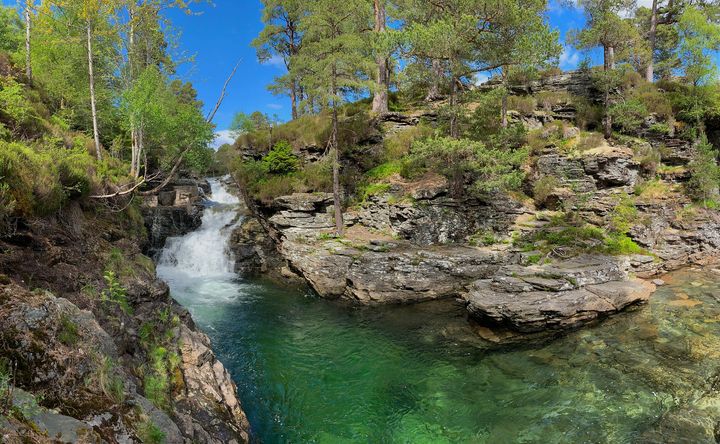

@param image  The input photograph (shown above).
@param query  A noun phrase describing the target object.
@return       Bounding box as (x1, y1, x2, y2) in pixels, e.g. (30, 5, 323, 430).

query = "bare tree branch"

(206, 59, 241, 123)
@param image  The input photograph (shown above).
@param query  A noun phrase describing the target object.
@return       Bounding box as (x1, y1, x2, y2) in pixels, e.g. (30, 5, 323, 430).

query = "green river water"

(157, 180, 720, 443)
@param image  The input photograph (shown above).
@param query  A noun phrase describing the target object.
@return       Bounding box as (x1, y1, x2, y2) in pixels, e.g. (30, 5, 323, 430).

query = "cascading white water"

(157, 178, 241, 280)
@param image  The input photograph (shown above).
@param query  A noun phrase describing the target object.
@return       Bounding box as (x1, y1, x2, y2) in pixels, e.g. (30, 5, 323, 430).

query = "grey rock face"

(281, 240, 515, 304)
(142, 178, 208, 256)
(464, 256, 656, 333)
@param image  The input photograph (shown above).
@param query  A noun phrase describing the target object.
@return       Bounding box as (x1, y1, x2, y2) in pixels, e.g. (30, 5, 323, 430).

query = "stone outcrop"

(142, 178, 210, 256)
(463, 256, 655, 333)
(480, 70, 596, 98)
(281, 239, 513, 303)
(0, 197, 250, 443)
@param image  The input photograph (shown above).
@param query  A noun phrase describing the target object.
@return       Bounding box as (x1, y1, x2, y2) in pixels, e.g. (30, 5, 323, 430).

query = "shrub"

(535, 91, 572, 111)
(358, 183, 391, 203)
(94, 356, 125, 404)
(634, 85, 674, 119)
(607, 193, 638, 234)
(0, 182, 15, 236)
(687, 137, 720, 203)
(383, 124, 433, 160)
(533, 175, 561, 206)
(609, 99, 649, 134)
(262, 140, 299, 175)
(635, 178, 672, 200)
(574, 132, 605, 152)
(101, 271, 131, 315)
(573, 96, 603, 130)
(407, 137, 528, 196)
(507, 95, 537, 115)
(467, 89, 503, 139)
(469, 229, 499, 246)
(0, 141, 97, 216)
(137, 419, 165, 444)
(366, 161, 402, 180)
(0, 76, 35, 135)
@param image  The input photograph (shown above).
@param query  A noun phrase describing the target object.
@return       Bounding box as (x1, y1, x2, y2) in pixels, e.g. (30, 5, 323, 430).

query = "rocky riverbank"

(231, 70, 720, 340)
(0, 180, 250, 443)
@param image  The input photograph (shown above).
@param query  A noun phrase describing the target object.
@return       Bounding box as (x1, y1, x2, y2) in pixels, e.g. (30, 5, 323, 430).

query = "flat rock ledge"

(464, 255, 656, 333)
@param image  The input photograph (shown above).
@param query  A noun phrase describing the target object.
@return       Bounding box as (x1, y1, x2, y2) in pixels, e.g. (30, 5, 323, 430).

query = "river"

(157, 178, 720, 443)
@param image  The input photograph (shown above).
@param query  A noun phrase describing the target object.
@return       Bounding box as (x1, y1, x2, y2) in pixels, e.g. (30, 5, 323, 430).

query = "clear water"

(158, 179, 720, 443)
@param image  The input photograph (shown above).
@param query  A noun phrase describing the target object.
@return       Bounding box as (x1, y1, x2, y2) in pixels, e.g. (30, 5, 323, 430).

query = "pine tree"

(253, 0, 305, 120)
(293, 0, 372, 235)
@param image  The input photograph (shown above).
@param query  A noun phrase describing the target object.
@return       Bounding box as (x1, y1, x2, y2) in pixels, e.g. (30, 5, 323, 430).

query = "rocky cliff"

(232, 70, 720, 341)
(0, 182, 250, 443)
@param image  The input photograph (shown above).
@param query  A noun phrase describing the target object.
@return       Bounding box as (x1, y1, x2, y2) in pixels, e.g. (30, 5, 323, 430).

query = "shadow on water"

(158, 179, 720, 443)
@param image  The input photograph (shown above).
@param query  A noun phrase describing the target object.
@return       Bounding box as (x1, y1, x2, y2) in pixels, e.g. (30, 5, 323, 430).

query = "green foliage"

(467, 89, 503, 139)
(535, 91, 572, 111)
(635, 178, 673, 200)
(407, 137, 528, 197)
(366, 161, 402, 180)
(93, 356, 125, 404)
(262, 140, 299, 175)
(533, 175, 561, 206)
(0, 141, 99, 216)
(573, 95, 603, 130)
(357, 183, 391, 203)
(101, 271, 131, 315)
(0, 6, 22, 53)
(507, 95, 537, 115)
(469, 229, 499, 247)
(0, 182, 16, 236)
(607, 193, 639, 234)
(0, 76, 36, 136)
(137, 419, 166, 444)
(609, 99, 648, 133)
(603, 233, 644, 255)
(383, 124, 433, 161)
(122, 66, 214, 174)
(58, 315, 79, 346)
(687, 137, 720, 203)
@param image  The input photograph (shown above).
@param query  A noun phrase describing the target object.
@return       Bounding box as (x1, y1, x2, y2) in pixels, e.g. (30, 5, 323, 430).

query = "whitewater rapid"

(156, 178, 244, 306)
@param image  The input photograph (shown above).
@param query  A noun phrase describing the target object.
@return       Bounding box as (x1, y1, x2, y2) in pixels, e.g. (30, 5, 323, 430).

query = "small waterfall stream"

(157, 178, 240, 280)
(155, 178, 720, 443)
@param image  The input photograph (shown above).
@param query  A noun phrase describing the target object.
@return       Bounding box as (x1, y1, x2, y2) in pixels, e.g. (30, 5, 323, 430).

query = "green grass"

(137, 419, 166, 444)
(58, 315, 79, 346)
(358, 183, 391, 203)
(366, 161, 402, 180)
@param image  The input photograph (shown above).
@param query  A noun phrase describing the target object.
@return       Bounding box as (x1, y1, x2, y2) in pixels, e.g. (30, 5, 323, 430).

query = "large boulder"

(463, 255, 656, 333)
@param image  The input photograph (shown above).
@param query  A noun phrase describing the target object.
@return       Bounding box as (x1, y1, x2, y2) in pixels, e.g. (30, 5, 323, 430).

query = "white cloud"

(262, 54, 286, 69)
(211, 130, 235, 150)
(474, 72, 490, 86)
(559, 45, 580, 69)
(267, 103, 283, 110)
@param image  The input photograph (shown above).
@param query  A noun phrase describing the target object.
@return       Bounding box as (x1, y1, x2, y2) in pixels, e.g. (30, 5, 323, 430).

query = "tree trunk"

(500, 66, 508, 129)
(371, 0, 389, 114)
(24, 1, 32, 83)
(603, 45, 612, 139)
(290, 81, 298, 120)
(129, 3, 139, 176)
(646, 0, 658, 82)
(331, 64, 344, 236)
(87, 20, 102, 161)
(449, 70, 459, 138)
(608, 46, 616, 70)
(426, 59, 442, 101)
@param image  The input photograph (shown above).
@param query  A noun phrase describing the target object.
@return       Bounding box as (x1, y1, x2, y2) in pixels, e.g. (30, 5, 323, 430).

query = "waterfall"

(157, 178, 240, 280)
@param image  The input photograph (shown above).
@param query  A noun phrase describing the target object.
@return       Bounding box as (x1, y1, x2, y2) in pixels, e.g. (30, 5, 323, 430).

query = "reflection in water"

(157, 180, 720, 443)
